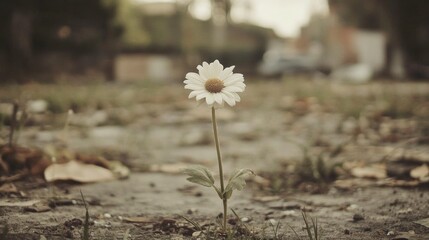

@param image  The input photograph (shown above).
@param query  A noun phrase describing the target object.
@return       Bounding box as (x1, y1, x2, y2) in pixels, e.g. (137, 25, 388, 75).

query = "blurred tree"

(328, 0, 429, 79)
(378, 0, 429, 79)
(0, 0, 122, 82)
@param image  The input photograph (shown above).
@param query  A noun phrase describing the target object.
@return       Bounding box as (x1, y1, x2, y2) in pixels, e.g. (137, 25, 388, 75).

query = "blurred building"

(0, 0, 276, 83)
(297, 11, 391, 81)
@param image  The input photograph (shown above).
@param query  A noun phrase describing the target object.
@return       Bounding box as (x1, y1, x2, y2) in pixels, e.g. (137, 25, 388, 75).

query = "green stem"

(211, 106, 227, 231)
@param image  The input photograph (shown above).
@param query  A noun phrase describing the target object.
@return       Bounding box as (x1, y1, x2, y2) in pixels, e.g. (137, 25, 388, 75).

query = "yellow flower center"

(204, 78, 224, 93)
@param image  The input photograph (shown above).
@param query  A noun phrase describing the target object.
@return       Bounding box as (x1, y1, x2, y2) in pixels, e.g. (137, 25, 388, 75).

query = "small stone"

(241, 217, 251, 223)
(64, 218, 83, 229)
(353, 213, 364, 222)
(192, 231, 202, 237)
(104, 213, 112, 218)
(387, 231, 395, 236)
(346, 204, 359, 211)
(187, 208, 197, 214)
(228, 218, 237, 225)
(27, 99, 48, 113)
(396, 208, 413, 214)
(268, 219, 277, 226)
(281, 210, 297, 217)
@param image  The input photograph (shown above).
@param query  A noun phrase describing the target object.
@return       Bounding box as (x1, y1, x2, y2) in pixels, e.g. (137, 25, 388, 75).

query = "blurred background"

(1, 0, 429, 83)
(1, 2, 429, 238)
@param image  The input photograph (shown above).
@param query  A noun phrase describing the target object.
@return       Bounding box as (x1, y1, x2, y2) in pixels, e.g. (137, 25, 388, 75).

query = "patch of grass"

(0, 82, 167, 115)
(291, 140, 339, 183)
(278, 79, 429, 119)
(302, 211, 322, 240)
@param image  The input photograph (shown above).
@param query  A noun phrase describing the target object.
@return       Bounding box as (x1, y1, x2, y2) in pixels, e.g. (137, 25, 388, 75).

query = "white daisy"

(184, 60, 245, 107)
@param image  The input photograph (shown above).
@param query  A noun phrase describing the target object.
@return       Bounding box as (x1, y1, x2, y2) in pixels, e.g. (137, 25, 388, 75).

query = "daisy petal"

(214, 93, 223, 104)
(232, 92, 241, 102)
(233, 82, 246, 89)
(197, 63, 210, 79)
(219, 66, 235, 80)
(196, 92, 209, 101)
(211, 60, 224, 78)
(185, 84, 204, 90)
(224, 73, 244, 85)
(206, 94, 215, 105)
(186, 72, 204, 82)
(189, 90, 205, 99)
(224, 86, 244, 93)
(184, 79, 202, 85)
(221, 92, 236, 106)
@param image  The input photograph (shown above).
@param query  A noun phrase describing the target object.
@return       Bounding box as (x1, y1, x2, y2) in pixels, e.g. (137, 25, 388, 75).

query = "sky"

(135, 0, 329, 37)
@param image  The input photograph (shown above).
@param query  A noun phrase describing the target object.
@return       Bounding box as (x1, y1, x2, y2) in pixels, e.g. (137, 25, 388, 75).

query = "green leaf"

(183, 166, 215, 188)
(224, 169, 254, 199)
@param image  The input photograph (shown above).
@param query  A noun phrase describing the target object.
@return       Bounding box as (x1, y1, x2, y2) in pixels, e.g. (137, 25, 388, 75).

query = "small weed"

(80, 190, 90, 240)
(122, 229, 130, 240)
(180, 215, 202, 231)
(288, 212, 322, 240)
(302, 211, 322, 240)
(291, 140, 338, 183)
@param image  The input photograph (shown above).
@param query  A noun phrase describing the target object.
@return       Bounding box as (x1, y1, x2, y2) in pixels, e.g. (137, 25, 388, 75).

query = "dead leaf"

(351, 165, 387, 179)
(410, 164, 429, 181)
(0, 171, 28, 183)
(0, 183, 18, 193)
(250, 175, 271, 187)
(0, 199, 41, 207)
(24, 201, 51, 212)
(376, 178, 420, 187)
(108, 161, 130, 179)
(414, 218, 429, 228)
(28, 156, 52, 176)
(414, 217, 429, 229)
(122, 216, 154, 224)
(76, 154, 110, 169)
(334, 178, 375, 190)
(0, 145, 51, 175)
(44, 160, 115, 183)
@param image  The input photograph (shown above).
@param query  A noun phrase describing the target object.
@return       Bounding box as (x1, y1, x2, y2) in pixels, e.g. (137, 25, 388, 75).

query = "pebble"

(353, 213, 364, 222)
(187, 208, 198, 214)
(281, 210, 297, 217)
(268, 219, 277, 226)
(346, 204, 359, 211)
(192, 231, 202, 237)
(27, 99, 48, 113)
